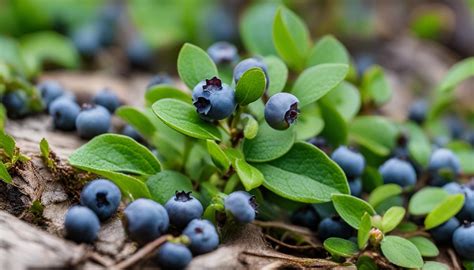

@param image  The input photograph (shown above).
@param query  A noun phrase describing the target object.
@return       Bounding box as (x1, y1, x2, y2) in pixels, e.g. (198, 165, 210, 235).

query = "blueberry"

(96, 4, 121, 47)
(264, 93, 299, 130)
(205, 6, 237, 42)
(80, 179, 121, 221)
(156, 242, 192, 270)
(76, 104, 111, 139)
(192, 77, 236, 121)
(331, 146, 365, 179)
(224, 191, 257, 224)
(207, 41, 239, 65)
(445, 116, 465, 139)
(64, 206, 100, 243)
(379, 158, 417, 187)
(92, 89, 120, 113)
(354, 53, 375, 77)
(457, 190, 474, 222)
(49, 97, 80, 131)
(38, 80, 64, 110)
(165, 191, 203, 228)
(428, 148, 461, 185)
(183, 219, 219, 255)
(442, 182, 464, 194)
(233, 58, 269, 89)
(453, 223, 474, 260)
(349, 178, 363, 197)
(429, 217, 460, 244)
(2, 91, 29, 119)
(147, 73, 173, 90)
(318, 216, 353, 241)
(71, 24, 101, 57)
(290, 205, 320, 231)
(126, 37, 153, 70)
(124, 199, 169, 244)
(408, 99, 428, 124)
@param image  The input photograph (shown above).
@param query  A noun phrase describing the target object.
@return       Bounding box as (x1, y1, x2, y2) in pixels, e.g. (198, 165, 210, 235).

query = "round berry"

(318, 216, 353, 241)
(207, 41, 239, 65)
(290, 205, 320, 231)
(429, 148, 461, 185)
(183, 219, 219, 255)
(349, 178, 363, 197)
(442, 182, 464, 194)
(224, 191, 257, 224)
(126, 37, 152, 70)
(379, 158, 417, 187)
(64, 206, 100, 243)
(2, 91, 29, 119)
(38, 80, 64, 110)
(453, 223, 474, 260)
(49, 97, 80, 131)
(76, 104, 111, 139)
(72, 24, 101, 57)
(264, 93, 299, 130)
(124, 199, 169, 244)
(156, 242, 192, 270)
(457, 190, 474, 222)
(233, 58, 269, 89)
(192, 77, 236, 121)
(92, 89, 120, 113)
(147, 73, 173, 90)
(408, 99, 428, 124)
(429, 217, 460, 244)
(80, 179, 121, 221)
(165, 191, 203, 228)
(331, 146, 365, 179)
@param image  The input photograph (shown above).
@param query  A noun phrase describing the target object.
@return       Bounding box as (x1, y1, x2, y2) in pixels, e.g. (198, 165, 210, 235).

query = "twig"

(447, 248, 462, 270)
(111, 234, 170, 269)
(264, 234, 316, 250)
(89, 251, 115, 267)
(253, 220, 313, 236)
(242, 250, 338, 267)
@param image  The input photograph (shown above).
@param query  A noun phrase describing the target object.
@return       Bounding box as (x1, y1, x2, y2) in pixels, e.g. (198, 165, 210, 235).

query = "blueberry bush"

(1, 2, 474, 269)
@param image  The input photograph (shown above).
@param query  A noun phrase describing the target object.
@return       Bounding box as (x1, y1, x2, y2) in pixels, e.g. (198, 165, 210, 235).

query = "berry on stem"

(224, 191, 258, 224)
(192, 77, 236, 121)
(165, 191, 203, 228)
(264, 93, 299, 130)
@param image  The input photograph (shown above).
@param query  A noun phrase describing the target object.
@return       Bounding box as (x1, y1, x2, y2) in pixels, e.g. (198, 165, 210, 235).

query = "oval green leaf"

(408, 187, 448, 216)
(206, 140, 230, 172)
(307, 35, 349, 67)
(242, 114, 259, 139)
(408, 236, 439, 257)
(424, 194, 465, 229)
(324, 237, 358, 258)
(177, 43, 218, 89)
(240, 3, 278, 56)
(295, 103, 324, 141)
(368, 184, 402, 208)
(332, 194, 376, 229)
(234, 159, 264, 191)
(145, 84, 191, 106)
(0, 162, 12, 184)
(382, 206, 405, 233)
(321, 81, 360, 121)
(405, 122, 432, 167)
(361, 65, 392, 105)
(320, 101, 347, 146)
(235, 67, 266, 105)
(147, 170, 193, 204)
(116, 106, 157, 139)
(438, 57, 474, 92)
(381, 236, 424, 269)
(423, 261, 450, 270)
(358, 212, 372, 249)
(264, 55, 288, 95)
(349, 116, 398, 156)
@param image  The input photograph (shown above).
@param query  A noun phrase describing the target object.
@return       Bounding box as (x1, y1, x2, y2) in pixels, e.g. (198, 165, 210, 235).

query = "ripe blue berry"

(408, 99, 428, 124)
(445, 116, 465, 139)
(192, 77, 236, 121)
(233, 58, 269, 89)
(224, 191, 257, 224)
(458, 190, 474, 222)
(124, 199, 169, 244)
(331, 146, 365, 179)
(442, 182, 464, 194)
(156, 242, 192, 270)
(379, 158, 417, 187)
(38, 80, 64, 110)
(318, 216, 353, 241)
(126, 37, 153, 70)
(76, 104, 111, 139)
(183, 219, 219, 255)
(147, 73, 173, 90)
(93, 89, 120, 113)
(349, 178, 363, 197)
(165, 191, 203, 228)
(49, 97, 80, 131)
(2, 91, 29, 119)
(429, 217, 460, 244)
(429, 148, 461, 186)
(207, 41, 239, 65)
(264, 93, 299, 130)
(290, 205, 320, 231)
(80, 179, 121, 221)
(64, 206, 100, 243)
(453, 223, 474, 260)
(72, 24, 101, 57)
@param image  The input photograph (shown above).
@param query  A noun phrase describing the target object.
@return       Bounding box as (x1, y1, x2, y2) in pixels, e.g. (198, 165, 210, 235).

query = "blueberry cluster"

(331, 146, 365, 197)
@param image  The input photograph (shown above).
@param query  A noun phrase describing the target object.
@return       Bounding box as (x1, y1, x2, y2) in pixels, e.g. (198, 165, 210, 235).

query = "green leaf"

(424, 194, 465, 229)
(361, 65, 392, 105)
(356, 256, 378, 270)
(438, 57, 474, 92)
(423, 261, 450, 270)
(307, 35, 349, 67)
(206, 140, 230, 172)
(323, 237, 358, 258)
(361, 166, 383, 193)
(69, 134, 161, 176)
(146, 170, 193, 204)
(234, 159, 264, 191)
(295, 103, 324, 141)
(381, 236, 424, 269)
(20, 31, 79, 72)
(39, 138, 55, 170)
(321, 81, 360, 121)
(408, 187, 448, 215)
(0, 104, 6, 130)
(242, 114, 259, 139)
(332, 194, 376, 229)
(264, 55, 288, 96)
(240, 3, 278, 56)
(408, 236, 439, 257)
(358, 212, 372, 249)
(0, 36, 28, 76)
(243, 123, 295, 162)
(291, 64, 349, 107)
(87, 169, 151, 200)
(405, 122, 432, 167)
(116, 106, 157, 139)
(235, 67, 266, 105)
(272, 6, 310, 70)
(349, 116, 398, 156)
(320, 101, 347, 146)
(397, 222, 418, 233)
(0, 162, 12, 184)
(455, 150, 474, 174)
(368, 184, 402, 208)
(152, 99, 221, 141)
(145, 84, 191, 106)
(253, 142, 349, 203)
(382, 206, 405, 233)
(177, 43, 218, 89)
(0, 131, 15, 159)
